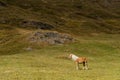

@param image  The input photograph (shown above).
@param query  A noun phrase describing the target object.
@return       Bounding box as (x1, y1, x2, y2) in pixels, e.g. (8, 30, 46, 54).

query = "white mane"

(71, 54, 79, 61)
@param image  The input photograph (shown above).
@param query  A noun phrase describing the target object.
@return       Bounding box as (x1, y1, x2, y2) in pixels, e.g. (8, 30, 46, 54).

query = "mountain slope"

(0, 0, 120, 54)
(0, 0, 120, 34)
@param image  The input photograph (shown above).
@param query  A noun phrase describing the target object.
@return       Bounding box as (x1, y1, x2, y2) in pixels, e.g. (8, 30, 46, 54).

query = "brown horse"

(69, 54, 88, 70)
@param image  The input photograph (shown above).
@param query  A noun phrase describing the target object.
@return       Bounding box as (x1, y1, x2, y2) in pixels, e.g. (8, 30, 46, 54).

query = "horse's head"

(68, 54, 73, 59)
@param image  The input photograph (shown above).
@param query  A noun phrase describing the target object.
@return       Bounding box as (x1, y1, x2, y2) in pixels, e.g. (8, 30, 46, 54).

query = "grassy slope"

(0, 25, 26, 54)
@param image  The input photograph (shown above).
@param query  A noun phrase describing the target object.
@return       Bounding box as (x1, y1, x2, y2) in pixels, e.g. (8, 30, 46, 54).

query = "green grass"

(0, 35, 120, 80)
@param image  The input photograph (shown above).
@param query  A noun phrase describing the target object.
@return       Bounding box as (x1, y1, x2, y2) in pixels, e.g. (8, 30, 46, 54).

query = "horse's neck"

(72, 55, 79, 61)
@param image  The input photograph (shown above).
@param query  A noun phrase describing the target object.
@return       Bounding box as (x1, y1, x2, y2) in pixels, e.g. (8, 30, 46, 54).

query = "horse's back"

(76, 57, 87, 63)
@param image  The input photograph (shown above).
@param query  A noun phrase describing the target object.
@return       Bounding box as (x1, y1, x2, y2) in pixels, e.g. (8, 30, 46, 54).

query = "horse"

(69, 54, 88, 70)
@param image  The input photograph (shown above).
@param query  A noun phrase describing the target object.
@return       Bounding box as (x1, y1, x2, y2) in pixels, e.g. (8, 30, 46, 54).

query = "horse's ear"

(68, 54, 72, 58)
(70, 54, 73, 57)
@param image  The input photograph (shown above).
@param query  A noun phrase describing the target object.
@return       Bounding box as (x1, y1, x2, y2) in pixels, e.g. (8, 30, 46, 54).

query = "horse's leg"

(85, 61, 88, 70)
(76, 62, 79, 70)
(83, 62, 85, 70)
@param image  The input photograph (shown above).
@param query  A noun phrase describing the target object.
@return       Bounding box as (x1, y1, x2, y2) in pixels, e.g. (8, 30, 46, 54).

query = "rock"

(29, 31, 75, 45)
(24, 47, 32, 51)
(0, 1, 7, 7)
(21, 20, 54, 30)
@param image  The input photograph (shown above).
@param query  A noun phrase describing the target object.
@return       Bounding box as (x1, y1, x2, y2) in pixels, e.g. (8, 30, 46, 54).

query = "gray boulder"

(29, 31, 75, 45)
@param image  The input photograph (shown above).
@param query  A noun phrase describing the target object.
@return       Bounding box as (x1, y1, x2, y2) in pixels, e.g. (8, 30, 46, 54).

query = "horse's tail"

(83, 57, 88, 66)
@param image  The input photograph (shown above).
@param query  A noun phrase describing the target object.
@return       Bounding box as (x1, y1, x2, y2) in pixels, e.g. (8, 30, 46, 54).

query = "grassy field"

(0, 35, 120, 80)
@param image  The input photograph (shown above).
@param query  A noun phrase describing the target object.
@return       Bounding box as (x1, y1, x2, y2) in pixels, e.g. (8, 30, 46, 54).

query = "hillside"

(0, 0, 120, 54)
(0, 0, 120, 33)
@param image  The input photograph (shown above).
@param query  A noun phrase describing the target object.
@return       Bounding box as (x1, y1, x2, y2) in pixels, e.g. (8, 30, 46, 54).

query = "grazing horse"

(69, 54, 88, 70)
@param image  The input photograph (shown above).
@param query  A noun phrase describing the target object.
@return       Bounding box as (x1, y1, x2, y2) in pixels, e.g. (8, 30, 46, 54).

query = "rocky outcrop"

(29, 31, 75, 44)
(21, 20, 54, 30)
(0, 1, 7, 7)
